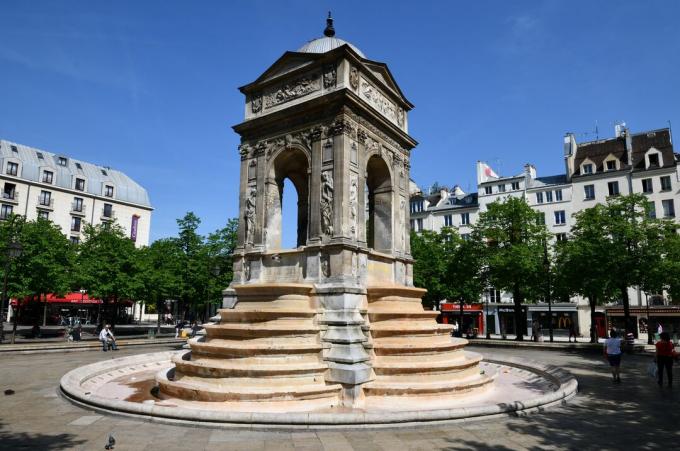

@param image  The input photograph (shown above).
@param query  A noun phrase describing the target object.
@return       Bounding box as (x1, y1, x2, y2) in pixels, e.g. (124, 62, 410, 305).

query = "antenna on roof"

(324, 12, 335, 37)
(580, 120, 600, 140)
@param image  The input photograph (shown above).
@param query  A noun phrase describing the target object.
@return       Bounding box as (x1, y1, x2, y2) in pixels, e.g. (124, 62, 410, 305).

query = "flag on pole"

(477, 161, 499, 184)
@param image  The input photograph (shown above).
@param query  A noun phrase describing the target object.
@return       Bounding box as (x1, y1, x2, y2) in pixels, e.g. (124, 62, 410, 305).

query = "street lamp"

(543, 240, 554, 343)
(645, 292, 653, 345)
(1, 240, 23, 344)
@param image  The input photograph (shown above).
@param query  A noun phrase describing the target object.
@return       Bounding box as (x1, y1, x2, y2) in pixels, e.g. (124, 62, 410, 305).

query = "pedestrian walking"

(604, 329, 623, 384)
(568, 322, 577, 343)
(655, 332, 676, 388)
(175, 320, 184, 338)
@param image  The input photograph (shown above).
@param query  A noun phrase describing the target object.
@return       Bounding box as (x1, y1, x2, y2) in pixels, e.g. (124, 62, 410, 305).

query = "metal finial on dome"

(324, 11, 335, 37)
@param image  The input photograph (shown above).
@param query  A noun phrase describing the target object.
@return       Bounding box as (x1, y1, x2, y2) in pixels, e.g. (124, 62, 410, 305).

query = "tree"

(410, 229, 453, 309)
(77, 222, 141, 326)
(176, 212, 205, 320)
(138, 238, 182, 334)
(663, 231, 680, 304)
(203, 218, 238, 318)
(553, 205, 619, 342)
(474, 197, 549, 340)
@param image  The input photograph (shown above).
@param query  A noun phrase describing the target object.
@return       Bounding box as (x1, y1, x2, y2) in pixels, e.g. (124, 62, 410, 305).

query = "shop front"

(529, 303, 579, 338)
(606, 306, 680, 342)
(11, 293, 103, 326)
(438, 302, 483, 337)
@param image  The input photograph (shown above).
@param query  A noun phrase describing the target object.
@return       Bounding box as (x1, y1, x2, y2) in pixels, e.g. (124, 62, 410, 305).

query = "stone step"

(203, 322, 319, 338)
(218, 309, 317, 322)
(369, 321, 452, 338)
(173, 355, 328, 378)
(367, 311, 439, 321)
(189, 338, 323, 357)
(372, 337, 467, 355)
(158, 375, 341, 402)
(372, 355, 480, 375)
(364, 373, 494, 397)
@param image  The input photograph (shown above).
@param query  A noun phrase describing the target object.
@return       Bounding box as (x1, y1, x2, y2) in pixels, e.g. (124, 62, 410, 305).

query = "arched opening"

(266, 147, 309, 249)
(280, 178, 299, 248)
(366, 155, 392, 252)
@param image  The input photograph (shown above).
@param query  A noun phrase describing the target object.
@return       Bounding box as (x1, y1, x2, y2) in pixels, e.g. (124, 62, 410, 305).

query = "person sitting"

(99, 324, 118, 351)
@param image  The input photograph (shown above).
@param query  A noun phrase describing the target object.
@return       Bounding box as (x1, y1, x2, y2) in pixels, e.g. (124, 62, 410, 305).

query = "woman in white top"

(603, 329, 623, 383)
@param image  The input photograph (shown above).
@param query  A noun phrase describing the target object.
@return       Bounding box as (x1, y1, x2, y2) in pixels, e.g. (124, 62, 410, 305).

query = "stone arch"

(365, 154, 393, 252)
(265, 146, 310, 249)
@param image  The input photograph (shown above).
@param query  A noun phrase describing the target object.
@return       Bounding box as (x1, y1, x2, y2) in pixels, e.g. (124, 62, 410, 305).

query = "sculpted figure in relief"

(323, 65, 337, 89)
(349, 67, 359, 90)
(251, 95, 262, 113)
(349, 175, 358, 237)
(245, 188, 257, 246)
(320, 171, 334, 236)
(320, 253, 331, 278)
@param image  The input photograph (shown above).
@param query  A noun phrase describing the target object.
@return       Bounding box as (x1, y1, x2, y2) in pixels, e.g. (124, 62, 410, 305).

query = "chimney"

(563, 133, 576, 156)
(615, 122, 627, 138)
(524, 163, 536, 180)
(452, 185, 466, 198)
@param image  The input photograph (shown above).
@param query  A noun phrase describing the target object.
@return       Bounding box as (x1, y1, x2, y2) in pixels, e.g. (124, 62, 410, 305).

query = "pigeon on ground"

(105, 434, 115, 449)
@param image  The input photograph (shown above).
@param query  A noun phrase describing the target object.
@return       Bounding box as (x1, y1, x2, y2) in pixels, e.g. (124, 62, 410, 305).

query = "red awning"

(10, 292, 103, 306)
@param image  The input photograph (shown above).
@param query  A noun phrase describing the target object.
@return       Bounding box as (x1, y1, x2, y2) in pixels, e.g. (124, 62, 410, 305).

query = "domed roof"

(297, 13, 365, 58)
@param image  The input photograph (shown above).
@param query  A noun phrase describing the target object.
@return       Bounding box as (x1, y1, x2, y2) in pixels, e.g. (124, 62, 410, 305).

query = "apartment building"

(0, 139, 152, 246)
(410, 125, 680, 338)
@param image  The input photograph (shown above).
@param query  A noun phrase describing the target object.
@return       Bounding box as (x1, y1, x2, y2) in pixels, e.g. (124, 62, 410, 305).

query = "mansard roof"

(573, 128, 674, 175)
(0, 139, 151, 208)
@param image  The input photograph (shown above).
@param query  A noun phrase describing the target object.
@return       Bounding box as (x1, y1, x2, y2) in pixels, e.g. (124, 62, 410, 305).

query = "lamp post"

(485, 291, 491, 339)
(1, 240, 23, 344)
(79, 288, 87, 323)
(543, 241, 554, 342)
(646, 292, 653, 345)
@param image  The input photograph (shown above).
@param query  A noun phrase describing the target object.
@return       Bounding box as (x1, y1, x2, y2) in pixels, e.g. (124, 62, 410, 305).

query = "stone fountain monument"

(156, 15, 494, 411)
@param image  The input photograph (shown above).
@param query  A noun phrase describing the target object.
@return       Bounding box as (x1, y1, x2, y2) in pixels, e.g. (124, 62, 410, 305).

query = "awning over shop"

(10, 292, 103, 306)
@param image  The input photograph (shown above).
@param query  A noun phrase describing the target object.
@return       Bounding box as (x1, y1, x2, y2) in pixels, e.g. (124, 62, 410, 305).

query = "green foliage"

(410, 229, 452, 308)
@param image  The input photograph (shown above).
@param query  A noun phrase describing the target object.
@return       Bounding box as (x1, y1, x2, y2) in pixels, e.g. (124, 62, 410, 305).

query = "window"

(73, 197, 83, 212)
(497, 184, 506, 193)
(461, 212, 470, 225)
(582, 163, 593, 174)
(75, 162, 82, 170)
(554, 210, 566, 225)
(584, 184, 595, 200)
(70, 217, 81, 232)
(511, 181, 520, 190)
(38, 211, 49, 220)
(641, 178, 653, 194)
(36, 152, 44, 160)
(444, 215, 453, 227)
(648, 153, 660, 168)
(101, 169, 108, 176)
(486, 288, 501, 303)
(461, 233, 471, 241)
(39, 190, 51, 206)
(662, 200, 675, 218)
(606, 160, 617, 171)
(608, 181, 620, 196)
(0, 204, 13, 220)
(75, 178, 85, 191)
(555, 233, 567, 242)
(545, 191, 553, 203)
(536, 192, 544, 204)
(537, 212, 545, 225)
(660, 176, 672, 191)
(2, 183, 16, 200)
(648, 202, 656, 219)
(70, 236, 80, 245)
(6, 162, 18, 176)
(410, 200, 424, 214)
(42, 170, 53, 184)
(58, 157, 68, 167)
(104, 185, 114, 197)
(555, 189, 563, 201)
(11, 145, 18, 154)
(484, 186, 492, 195)
(103, 203, 113, 218)
(416, 218, 423, 232)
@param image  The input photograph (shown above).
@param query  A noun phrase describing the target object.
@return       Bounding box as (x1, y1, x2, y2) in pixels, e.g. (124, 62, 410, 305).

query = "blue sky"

(1, 1, 679, 244)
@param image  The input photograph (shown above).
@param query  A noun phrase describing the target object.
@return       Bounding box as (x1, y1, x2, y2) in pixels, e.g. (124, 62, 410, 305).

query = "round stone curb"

(60, 350, 578, 429)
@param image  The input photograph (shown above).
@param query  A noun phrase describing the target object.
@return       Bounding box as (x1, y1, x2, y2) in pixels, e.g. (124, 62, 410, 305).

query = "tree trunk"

(589, 295, 597, 343)
(513, 283, 524, 341)
(156, 296, 162, 337)
(42, 293, 47, 327)
(621, 284, 632, 335)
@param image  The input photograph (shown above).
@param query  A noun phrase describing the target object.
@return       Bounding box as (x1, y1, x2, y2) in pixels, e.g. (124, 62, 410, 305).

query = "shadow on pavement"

(0, 422, 86, 450)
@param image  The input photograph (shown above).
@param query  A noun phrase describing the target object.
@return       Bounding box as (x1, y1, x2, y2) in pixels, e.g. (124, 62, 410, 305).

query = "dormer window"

(648, 153, 660, 168)
(75, 162, 83, 170)
(11, 145, 18, 154)
(104, 185, 114, 198)
(101, 169, 108, 176)
(75, 178, 85, 191)
(606, 160, 617, 171)
(58, 157, 68, 167)
(36, 152, 44, 160)
(6, 162, 18, 176)
(582, 163, 593, 174)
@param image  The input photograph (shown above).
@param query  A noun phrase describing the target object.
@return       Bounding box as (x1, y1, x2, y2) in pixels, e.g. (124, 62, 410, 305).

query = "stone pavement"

(1, 344, 678, 450)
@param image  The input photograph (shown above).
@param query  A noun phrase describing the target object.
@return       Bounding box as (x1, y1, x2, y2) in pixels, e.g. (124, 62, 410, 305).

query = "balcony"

(37, 197, 54, 210)
(71, 203, 87, 217)
(1, 190, 19, 205)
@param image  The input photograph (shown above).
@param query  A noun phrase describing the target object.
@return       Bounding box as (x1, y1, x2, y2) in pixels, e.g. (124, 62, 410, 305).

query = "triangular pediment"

(242, 52, 322, 90)
(360, 60, 411, 108)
